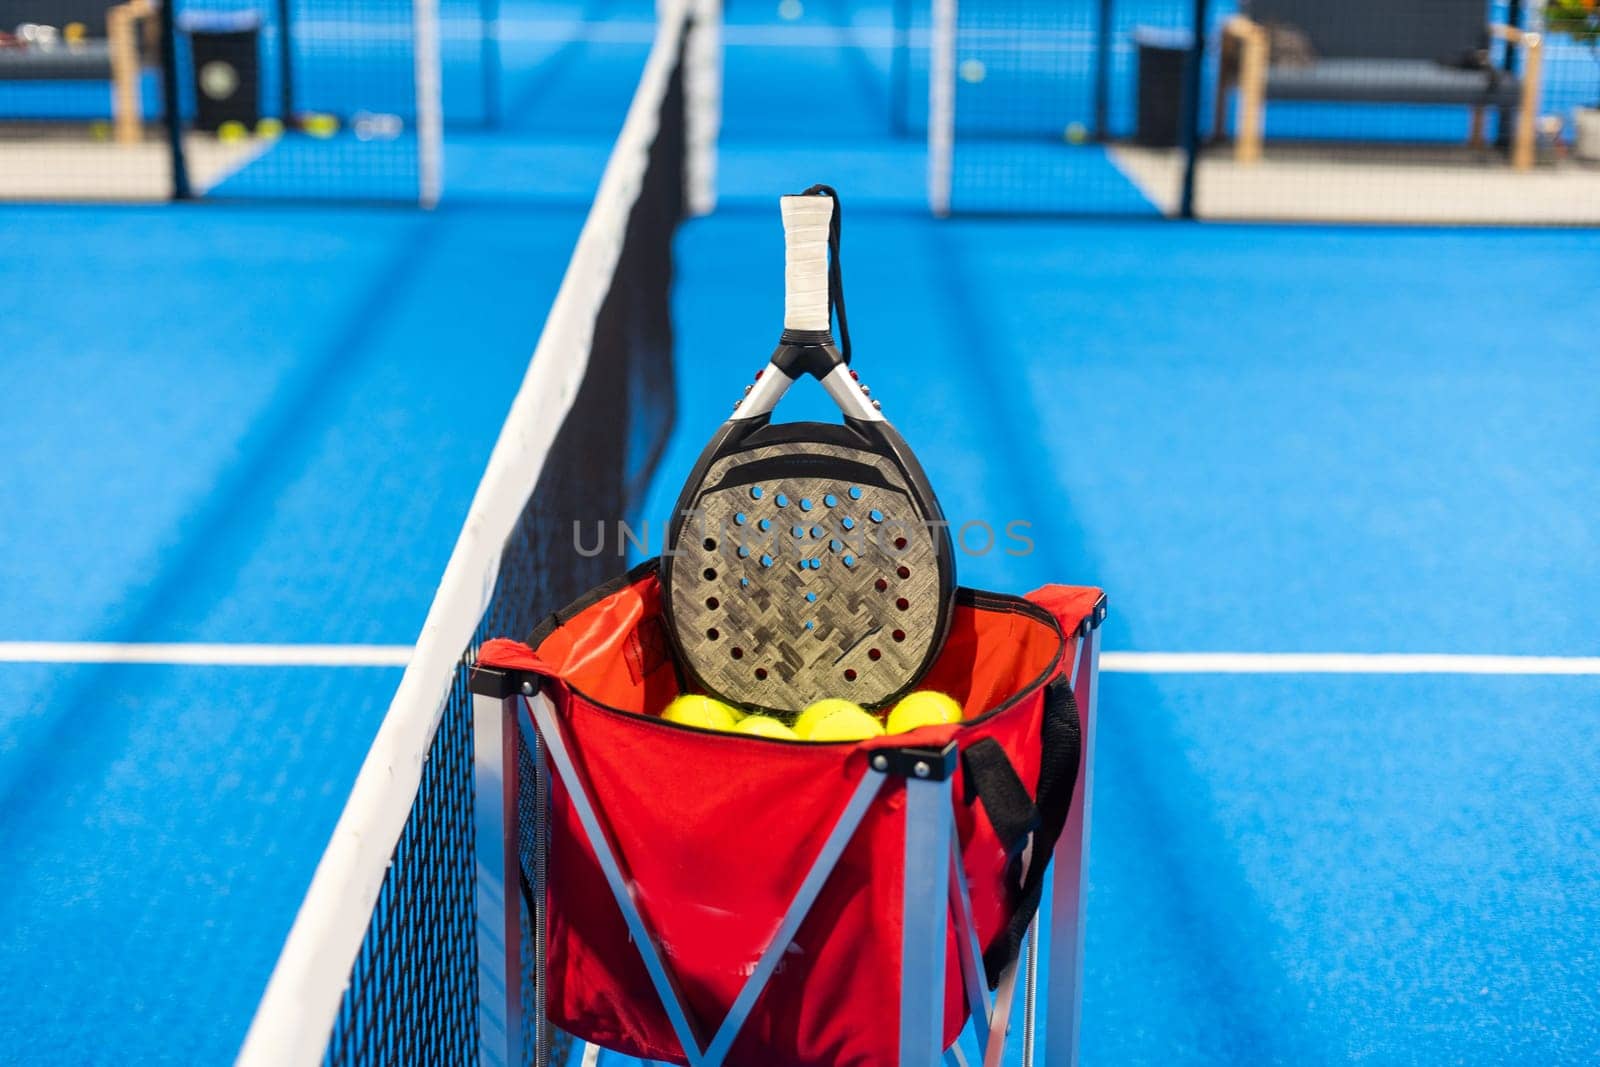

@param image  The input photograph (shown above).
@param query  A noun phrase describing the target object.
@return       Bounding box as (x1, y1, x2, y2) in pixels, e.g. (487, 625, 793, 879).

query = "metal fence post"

(275, 0, 295, 121)
(1093, 0, 1113, 141)
(159, 0, 190, 200)
(1177, 0, 1209, 218)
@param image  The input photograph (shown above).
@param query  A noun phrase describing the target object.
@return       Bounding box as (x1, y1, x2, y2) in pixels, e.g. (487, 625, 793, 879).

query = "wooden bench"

(1218, 0, 1544, 171)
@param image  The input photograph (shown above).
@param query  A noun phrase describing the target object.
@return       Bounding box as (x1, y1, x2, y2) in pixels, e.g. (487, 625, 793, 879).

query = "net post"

(895, 742, 957, 1066)
(1043, 620, 1102, 1067)
(927, 0, 956, 216)
(471, 668, 525, 1067)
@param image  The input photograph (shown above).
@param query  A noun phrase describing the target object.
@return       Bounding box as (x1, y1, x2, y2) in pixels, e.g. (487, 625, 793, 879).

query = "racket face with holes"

(662, 416, 956, 711)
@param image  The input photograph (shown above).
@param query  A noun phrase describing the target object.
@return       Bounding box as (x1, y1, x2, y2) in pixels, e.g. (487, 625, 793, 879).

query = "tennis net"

(235, 2, 717, 1062)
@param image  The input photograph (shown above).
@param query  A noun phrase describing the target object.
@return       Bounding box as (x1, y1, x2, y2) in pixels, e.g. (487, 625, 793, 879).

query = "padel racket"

(662, 186, 956, 712)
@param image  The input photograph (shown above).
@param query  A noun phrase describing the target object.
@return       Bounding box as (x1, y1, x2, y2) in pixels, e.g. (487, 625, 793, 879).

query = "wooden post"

(108, 0, 150, 145)
(1512, 32, 1541, 171)
(1235, 20, 1266, 165)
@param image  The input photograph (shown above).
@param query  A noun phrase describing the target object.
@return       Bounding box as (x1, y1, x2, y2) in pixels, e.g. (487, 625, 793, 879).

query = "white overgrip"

(781, 194, 834, 334)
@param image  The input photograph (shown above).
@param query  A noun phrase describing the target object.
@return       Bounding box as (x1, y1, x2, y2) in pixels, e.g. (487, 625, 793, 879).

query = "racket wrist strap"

(779, 184, 851, 363)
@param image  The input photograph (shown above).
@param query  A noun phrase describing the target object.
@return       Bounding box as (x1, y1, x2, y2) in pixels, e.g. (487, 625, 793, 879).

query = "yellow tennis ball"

(662, 694, 741, 732)
(256, 117, 284, 139)
(798, 702, 886, 742)
(735, 715, 799, 740)
(887, 691, 963, 735)
(793, 698, 860, 738)
(217, 120, 247, 143)
(303, 113, 339, 138)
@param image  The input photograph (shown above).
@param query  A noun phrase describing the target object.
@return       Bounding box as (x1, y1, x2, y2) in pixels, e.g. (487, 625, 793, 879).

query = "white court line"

(3, 644, 1597, 676)
(1100, 652, 1600, 676)
(0, 642, 411, 668)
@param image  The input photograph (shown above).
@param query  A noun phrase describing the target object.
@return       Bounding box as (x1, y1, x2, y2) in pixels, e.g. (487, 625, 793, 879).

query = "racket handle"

(781, 194, 834, 335)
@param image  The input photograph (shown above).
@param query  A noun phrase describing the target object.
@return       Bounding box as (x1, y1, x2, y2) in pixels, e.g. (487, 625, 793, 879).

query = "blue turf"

(1080, 671, 1600, 1064)
(0, 662, 395, 1065)
(0, 203, 584, 647)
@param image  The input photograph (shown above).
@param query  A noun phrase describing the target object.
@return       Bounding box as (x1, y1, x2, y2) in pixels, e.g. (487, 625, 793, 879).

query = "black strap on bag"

(963, 739, 1041, 857)
(963, 678, 1083, 988)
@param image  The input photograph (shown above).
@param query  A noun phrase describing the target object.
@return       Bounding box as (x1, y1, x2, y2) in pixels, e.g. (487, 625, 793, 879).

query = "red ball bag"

(475, 561, 1104, 1066)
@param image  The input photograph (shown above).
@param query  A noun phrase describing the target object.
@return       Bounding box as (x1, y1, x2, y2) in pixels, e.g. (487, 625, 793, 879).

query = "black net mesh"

(0, 0, 452, 202)
(324, 674, 479, 1066)
(946, 0, 1192, 216)
(941, 0, 1600, 224)
(172, 0, 425, 201)
(320, 23, 687, 1067)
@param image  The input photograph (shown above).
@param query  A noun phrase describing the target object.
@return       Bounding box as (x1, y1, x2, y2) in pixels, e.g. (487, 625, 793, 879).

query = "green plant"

(1545, 0, 1600, 108)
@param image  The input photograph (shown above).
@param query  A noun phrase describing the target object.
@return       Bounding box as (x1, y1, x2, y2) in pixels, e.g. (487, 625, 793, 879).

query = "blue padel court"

(3, 0, 1599, 1064)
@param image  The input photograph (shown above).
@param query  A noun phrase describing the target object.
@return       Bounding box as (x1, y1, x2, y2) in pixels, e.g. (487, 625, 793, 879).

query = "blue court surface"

(2, 1, 1599, 1064)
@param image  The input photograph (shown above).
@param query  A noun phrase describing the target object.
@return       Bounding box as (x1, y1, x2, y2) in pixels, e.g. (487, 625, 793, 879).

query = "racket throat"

(772, 339, 845, 378)
(733, 350, 882, 423)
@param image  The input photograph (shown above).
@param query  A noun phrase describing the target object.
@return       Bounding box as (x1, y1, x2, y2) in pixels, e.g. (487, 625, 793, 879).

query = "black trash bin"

(1133, 27, 1192, 148)
(180, 10, 262, 132)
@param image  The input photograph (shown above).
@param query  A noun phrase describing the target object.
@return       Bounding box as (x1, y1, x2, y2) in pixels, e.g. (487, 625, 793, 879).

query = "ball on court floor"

(662, 693, 742, 731)
(735, 715, 800, 740)
(777, 0, 803, 20)
(256, 117, 284, 139)
(958, 58, 987, 84)
(796, 699, 885, 742)
(1063, 121, 1088, 145)
(886, 690, 963, 735)
(217, 120, 248, 144)
(88, 121, 110, 142)
(302, 113, 339, 139)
